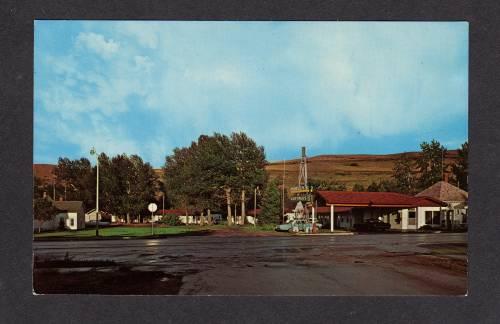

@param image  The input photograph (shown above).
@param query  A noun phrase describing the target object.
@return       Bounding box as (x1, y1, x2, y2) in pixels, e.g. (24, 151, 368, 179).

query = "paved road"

(33, 233, 467, 295)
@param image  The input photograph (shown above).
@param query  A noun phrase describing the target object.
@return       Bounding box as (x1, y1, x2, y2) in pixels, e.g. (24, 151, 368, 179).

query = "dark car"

(353, 218, 391, 232)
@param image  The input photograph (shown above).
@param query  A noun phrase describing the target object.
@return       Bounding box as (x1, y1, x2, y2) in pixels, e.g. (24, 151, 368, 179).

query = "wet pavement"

(33, 232, 467, 295)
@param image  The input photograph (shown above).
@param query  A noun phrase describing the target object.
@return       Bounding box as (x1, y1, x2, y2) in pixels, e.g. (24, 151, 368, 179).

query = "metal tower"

(298, 146, 308, 189)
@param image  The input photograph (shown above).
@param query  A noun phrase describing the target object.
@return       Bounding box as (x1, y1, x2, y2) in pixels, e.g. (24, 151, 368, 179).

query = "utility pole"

(254, 187, 257, 228)
(441, 149, 444, 181)
(282, 159, 285, 224)
(254, 186, 260, 228)
(90, 147, 99, 236)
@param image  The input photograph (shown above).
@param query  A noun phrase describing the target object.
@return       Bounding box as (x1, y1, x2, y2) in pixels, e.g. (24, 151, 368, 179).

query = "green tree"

(230, 132, 267, 224)
(163, 132, 266, 226)
(416, 139, 446, 190)
(392, 153, 416, 194)
(129, 155, 158, 222)
(366, 179, 397, 192)
(366, 181, 380, 192)
(96, 153, 158, 223)
(352, 183, 365, 191)
(33, 197, 57, 233)
(54, 157, 95, 208)
(259, 178, 281, 225)
(164, 146, 198, 223)
(33, 177, 47, 199)
(379, 179, 397, 192)
(309, 178, 347, 191)
(451, 141, 468, 191)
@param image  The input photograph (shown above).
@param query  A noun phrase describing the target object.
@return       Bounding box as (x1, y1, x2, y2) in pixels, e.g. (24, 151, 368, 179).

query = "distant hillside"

(265, 150, 459, 190)
(35, 150, 460, 190)
(33, 164, 56, 183)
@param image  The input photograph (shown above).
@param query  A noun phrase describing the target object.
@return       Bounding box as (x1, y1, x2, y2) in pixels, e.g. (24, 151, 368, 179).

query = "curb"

(296, 232, 355, 236)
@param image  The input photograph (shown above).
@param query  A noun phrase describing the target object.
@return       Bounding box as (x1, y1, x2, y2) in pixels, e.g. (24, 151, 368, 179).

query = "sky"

(34, 21, 468, 167)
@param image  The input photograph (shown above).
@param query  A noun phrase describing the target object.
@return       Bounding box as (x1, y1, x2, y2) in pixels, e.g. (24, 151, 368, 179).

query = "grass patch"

(34, 225, 204, 238)
(240, 224, 277, 232)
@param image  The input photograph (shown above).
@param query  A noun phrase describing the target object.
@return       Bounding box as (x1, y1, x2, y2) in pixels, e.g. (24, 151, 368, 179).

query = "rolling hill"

(34, 150, 460, 190)
(265, 150, 459, 190)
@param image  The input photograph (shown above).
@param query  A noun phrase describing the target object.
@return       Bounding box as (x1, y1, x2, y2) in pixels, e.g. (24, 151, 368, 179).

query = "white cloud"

(115, 21, 161, 49)
(134, 55, 154, 73)
(283, 23, 468, 140)
(76, 32, 119, 59)
(35, 22, 467, 165)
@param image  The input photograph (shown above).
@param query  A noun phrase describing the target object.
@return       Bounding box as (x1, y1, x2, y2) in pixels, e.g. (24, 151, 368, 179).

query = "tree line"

(349, 140, 468, 194)
(162, 132, 267, 225)
(34, 154, 158, 223)
(34, 136, 468, 228)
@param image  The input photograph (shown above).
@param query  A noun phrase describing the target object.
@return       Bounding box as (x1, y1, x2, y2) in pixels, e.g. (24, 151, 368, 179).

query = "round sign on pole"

(148, 203, 158, 213)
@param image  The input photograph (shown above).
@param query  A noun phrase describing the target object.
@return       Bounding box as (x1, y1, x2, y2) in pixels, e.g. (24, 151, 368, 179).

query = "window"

(432, 211, 440, 224)
(425, 211, 432, 224)
(70, 218, 74, 227)
(408, 210, 416, 225)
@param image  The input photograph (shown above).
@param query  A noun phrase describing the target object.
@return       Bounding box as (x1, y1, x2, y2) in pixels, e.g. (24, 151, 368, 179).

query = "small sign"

(290, 193, 313, 202)
(148, 203, 158, 213)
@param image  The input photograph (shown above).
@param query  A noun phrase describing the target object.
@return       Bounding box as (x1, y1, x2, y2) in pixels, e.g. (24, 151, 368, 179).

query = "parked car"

(275, 220, 322, 232)
(353, 218, 390, 232)
(85, 220, 111, 227)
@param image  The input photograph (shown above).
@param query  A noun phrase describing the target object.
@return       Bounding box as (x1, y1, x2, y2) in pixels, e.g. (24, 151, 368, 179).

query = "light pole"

(126, 180, 131, 224)
(90, 147, 99, 237)
(162, 192, 165, 218)
(254, 186, 260, 228)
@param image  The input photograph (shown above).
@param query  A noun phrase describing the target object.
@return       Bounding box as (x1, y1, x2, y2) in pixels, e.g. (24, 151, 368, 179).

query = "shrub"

(159, 214, 182, 226)
(419, 225, 433, 231)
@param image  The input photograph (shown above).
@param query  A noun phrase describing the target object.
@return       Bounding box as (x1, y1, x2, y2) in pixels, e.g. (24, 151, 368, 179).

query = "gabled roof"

(53, 201, 83, 213)
(416, 181, 468, 202)
(317, 191, 446, 208)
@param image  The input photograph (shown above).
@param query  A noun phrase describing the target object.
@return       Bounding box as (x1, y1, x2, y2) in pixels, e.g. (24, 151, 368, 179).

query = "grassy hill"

(265, 150, 459, 190)
(34, 150, 459, 190)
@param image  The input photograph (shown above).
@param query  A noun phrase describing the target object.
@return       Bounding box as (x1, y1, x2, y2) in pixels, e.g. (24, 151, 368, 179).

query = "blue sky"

(34, 21, 468, 167)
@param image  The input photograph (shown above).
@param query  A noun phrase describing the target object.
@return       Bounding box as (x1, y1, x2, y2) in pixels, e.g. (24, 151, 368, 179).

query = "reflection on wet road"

(33, 233, 467, 295)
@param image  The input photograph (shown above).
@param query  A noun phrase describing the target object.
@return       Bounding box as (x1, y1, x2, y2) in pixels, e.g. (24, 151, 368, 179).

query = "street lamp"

(126, 180, 131, 224)
(90, 147, 99, 236)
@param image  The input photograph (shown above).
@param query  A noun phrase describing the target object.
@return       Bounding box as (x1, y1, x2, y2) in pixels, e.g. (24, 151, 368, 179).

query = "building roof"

(416, 181, 468, 202)
(53, 201, 83, 213)
(315, 206, 352, 214)
(317, 191, 446, 208)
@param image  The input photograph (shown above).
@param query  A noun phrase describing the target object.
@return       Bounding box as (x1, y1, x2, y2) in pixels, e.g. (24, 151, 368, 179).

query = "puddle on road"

(34, 260, 201, 295)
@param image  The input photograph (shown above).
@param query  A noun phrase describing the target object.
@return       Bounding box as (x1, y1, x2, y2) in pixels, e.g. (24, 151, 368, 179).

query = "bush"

(158, 214, 182, 226)
(419, 225, 433, 231)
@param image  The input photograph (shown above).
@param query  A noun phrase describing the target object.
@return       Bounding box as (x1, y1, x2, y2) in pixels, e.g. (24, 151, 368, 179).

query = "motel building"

(315, 191, 446, 231)
(311, 181, 468, 232)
